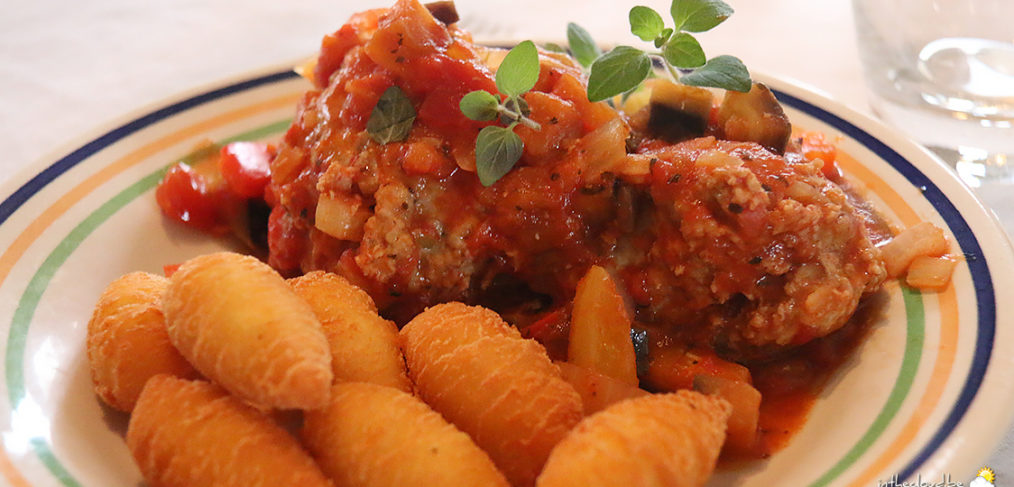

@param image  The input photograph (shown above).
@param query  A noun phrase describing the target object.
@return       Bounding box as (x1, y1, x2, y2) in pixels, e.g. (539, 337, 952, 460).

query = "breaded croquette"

(289, 272, 411, 392)
(162, 252, 332, 410)
(127, 375, 332, 487)
(87, 272, 198, 412)
(536, 391, 731, 487)
(302, 382, 509, 487)
(400, 303, 583, 487)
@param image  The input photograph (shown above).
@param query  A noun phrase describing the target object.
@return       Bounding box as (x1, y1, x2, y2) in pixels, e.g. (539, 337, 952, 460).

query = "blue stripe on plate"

(0, 70, 299, 228)
(772, 88, 996, 481)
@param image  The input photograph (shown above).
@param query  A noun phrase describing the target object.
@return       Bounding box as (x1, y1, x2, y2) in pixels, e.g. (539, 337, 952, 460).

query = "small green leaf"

(475, 125, 524, 186)
(662, 32, 706, 68)
(587, 46, 651, 102)
(460, 90, 499, 121)
(567, 22, 602, 68)
(496, 40, 540, 97)
(543, 42, 568, 53)
(366, 86, 416, 144)
(654, 27, 674, 48)
(629, 6, 665, 42)
(680, 55, 752, 92)
(670, 0, 733, 33)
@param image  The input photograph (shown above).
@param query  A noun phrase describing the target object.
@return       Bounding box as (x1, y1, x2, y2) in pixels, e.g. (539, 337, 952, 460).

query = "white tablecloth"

(1, 0, 1010, 482)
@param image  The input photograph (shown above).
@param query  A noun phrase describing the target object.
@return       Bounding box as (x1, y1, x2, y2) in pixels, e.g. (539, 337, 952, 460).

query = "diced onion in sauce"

(315, 193, 371, 240)
(905, 255, 958, 290)
(880, 221, 949, 278)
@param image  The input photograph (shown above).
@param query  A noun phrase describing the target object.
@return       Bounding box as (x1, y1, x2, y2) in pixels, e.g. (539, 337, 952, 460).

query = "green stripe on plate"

(808, 286, 925, 487)
(4, 119, 289, 487)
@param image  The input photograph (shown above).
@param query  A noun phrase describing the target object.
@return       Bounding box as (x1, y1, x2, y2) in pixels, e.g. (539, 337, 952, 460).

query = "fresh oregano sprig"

(459, 40, 543, 186)
(573, 0, 751, 102)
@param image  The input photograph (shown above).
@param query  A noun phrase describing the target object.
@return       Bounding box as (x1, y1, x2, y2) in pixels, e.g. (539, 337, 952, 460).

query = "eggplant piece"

(425, 1, 459, 25)
(645, 81, 715, 143)
(716, 83, 791, 154)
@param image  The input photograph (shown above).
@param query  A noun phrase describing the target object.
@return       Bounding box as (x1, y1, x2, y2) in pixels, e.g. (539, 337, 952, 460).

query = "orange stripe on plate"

(0, 92, 299, 486)
(845, 285, 959, 487)
(0, 448, 32, 487)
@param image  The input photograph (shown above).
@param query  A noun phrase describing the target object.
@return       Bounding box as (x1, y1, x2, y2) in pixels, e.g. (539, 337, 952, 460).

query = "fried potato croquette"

(400, 303, 584, 487)
(87, 272, 198, 412)
(302, 382, 509, 487)
(162, 252, 332, 409)
(288, 272, 411, 392)
(127, 375, 332, 487)
(536, 391, 731, 487)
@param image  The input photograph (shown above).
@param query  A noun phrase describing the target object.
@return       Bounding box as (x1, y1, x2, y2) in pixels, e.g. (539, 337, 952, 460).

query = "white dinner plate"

(0, 65, 1011, 487)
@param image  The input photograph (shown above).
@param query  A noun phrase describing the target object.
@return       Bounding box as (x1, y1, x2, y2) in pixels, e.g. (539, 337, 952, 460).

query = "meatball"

(265, 0, 886, 358)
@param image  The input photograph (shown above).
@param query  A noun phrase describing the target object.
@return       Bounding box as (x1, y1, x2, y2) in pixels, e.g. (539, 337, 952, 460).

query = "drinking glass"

(852, 0, 1014, 189)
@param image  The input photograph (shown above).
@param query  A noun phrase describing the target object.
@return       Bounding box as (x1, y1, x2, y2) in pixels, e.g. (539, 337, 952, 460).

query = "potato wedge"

(568, 265, 638, 386)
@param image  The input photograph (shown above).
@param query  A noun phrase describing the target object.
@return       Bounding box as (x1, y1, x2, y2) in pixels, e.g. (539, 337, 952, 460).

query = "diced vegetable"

(163, 263, 182, 278)
(556, 361, 648, 415)
(155, 163, 224, 232)
(568, 266, 638, 386)
(798, 131, 839, 178)
(905, 255, 958, 290)
(424, 0, 459, 25)
(716, 83, 791, 153)
(522, 309, 570, 362)
(646, 80, 714, 143)
(315, 193, 372, 241)
(879, 221, 950, 278)
(573, 118, 630, 179)
(644, 346, 751, 392)
(219, 142, 275, 199)
(693, 374, 761, 452)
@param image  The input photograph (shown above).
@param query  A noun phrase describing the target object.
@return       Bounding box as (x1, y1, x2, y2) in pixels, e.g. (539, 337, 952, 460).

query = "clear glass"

(853, 0, 1014, 188)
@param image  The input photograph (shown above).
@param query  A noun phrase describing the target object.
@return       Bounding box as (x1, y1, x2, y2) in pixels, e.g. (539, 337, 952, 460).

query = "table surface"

(1, 0, 1011, 482)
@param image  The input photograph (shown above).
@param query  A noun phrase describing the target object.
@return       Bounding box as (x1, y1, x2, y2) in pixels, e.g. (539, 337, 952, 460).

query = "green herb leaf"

(680, 55, 752, 92)
(475, 125, 524, 186)
(543, 42, 568, 53)
(662, 32, 706, 68)
(670, 0, 733, 33)
(629, 6, 665, 42)
(567, 22, 602, 68)
(654, 27, 674, 48)
(366, 86, 416, 144)
(459, 90, 500, 121)
(496, 40, 540, 98)
(587, 46, 651, 102)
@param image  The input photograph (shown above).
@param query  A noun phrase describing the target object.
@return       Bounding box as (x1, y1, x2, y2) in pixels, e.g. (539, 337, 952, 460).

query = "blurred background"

(0, 0, 1010, 482)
